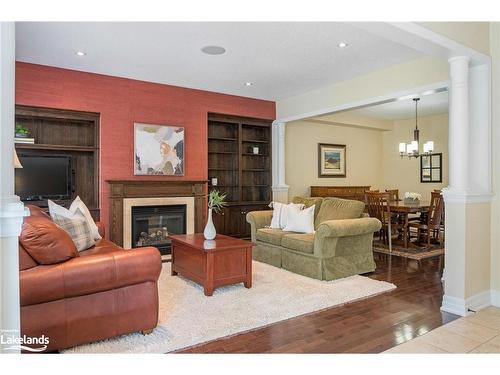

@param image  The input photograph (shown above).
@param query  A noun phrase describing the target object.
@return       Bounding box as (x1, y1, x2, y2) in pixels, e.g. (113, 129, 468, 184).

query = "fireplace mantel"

(107, 180, 206, 247)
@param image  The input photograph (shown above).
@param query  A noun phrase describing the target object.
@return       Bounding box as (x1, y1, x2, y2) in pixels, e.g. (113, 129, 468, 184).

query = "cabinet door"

(224, 207, 246, 238)
(222, 205, 270, 238)
(212, 208, 226, 235)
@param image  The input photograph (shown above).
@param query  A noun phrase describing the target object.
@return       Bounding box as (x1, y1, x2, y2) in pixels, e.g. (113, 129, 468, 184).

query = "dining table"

(388, 200, 430, 248)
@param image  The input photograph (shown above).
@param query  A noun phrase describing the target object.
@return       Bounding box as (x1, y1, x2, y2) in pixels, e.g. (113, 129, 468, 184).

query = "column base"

(272, 185, 289, 203)
(443, 188, 493, 203)
(492, 290, 500, 307)
(0, 196, 28, 237)
(441, 291, 491, 316)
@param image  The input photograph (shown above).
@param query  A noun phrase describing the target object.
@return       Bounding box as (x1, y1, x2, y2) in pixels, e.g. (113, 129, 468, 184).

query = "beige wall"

(314, 112, 393, 131)
(285, 120, 383, 198)
(277, 56, 448, 119)
(382, 113, 449, 199)
(285, 113, 448, 201)
(418, 22, 490, 56)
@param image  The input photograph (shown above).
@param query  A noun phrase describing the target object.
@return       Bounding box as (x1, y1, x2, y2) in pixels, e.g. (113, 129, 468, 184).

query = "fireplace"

(121, 195, 196, 252)
(131, 204, 186, 255)
(107, 180, 205, 250)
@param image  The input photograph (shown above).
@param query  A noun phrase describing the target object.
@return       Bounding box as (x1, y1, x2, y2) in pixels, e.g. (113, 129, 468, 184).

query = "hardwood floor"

(179, 254, 458, 353)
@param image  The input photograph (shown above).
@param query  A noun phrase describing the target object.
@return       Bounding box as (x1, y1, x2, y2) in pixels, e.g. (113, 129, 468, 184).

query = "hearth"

(131, 204, 186, 255)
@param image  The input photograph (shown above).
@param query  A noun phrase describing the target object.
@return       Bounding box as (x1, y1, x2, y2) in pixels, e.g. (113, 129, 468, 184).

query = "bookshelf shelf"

(208, 114, 272, 238)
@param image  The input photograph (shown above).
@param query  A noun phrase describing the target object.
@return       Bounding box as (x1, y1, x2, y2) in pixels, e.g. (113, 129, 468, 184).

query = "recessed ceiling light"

(201, 45, 226, 55)
(337, 42, 348, 48)
(245, 82, 253, 87)
(75, 51, 86, 56)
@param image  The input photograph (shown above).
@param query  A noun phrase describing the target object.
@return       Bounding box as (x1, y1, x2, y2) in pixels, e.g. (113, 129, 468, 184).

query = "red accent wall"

(15, 62, 276, 232)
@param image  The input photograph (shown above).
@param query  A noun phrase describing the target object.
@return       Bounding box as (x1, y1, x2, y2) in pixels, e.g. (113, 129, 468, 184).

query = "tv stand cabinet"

(15, 105, 100, 220)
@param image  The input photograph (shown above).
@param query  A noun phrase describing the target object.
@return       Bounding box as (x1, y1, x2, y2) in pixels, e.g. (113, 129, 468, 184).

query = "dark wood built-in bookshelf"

(14, 105, 100, 220)
(208, 114, 272, 238)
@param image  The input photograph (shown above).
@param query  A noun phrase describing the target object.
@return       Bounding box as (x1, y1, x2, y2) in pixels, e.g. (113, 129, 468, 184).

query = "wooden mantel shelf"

(107, 180, 207, 247)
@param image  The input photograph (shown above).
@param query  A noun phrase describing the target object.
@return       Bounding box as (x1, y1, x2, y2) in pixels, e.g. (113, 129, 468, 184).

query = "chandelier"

(398, 98, 434, 158)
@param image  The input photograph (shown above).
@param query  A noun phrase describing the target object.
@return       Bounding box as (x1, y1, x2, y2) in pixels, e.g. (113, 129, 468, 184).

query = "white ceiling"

(347, 90, 449, 120)
(15, 22, 423, 101)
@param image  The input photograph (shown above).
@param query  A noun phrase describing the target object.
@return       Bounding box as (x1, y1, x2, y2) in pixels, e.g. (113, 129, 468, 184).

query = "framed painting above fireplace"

(134, 123, 184, 176)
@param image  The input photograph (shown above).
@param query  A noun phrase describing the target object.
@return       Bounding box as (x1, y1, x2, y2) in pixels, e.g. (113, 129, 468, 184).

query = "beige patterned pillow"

(52, 210, 95, 252)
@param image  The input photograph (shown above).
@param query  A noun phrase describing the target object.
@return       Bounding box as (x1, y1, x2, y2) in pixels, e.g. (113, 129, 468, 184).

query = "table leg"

(204, 252, 215, 296)
(171, 244, 178, 276)
(403, 213, 409, 248)
(244, 247, 252, 289)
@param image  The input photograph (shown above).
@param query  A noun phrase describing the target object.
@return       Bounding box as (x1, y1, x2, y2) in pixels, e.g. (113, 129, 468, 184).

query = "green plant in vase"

(15, 124, 30, 138)
(204, 190, 227, 240)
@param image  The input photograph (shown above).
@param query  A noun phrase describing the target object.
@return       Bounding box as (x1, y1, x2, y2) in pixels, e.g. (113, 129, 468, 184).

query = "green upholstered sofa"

(246, 196, 382, 281)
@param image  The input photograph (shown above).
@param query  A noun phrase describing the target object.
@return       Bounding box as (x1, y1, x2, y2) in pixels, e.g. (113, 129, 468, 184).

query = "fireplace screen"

(131, 204, 186, 255)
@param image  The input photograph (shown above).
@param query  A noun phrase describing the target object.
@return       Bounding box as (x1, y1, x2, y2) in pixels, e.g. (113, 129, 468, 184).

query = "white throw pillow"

(283, 204, 315, 234)
(269, 202, 304, 229)
(48, 197, 101, 240)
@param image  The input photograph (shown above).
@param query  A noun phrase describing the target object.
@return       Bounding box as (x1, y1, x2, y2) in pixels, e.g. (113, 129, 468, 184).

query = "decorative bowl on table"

(403, 192, 422, 205)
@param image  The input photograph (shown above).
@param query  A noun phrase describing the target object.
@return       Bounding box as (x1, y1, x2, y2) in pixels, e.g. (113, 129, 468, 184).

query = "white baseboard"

(491, 290, 500, 307)
(467, 290, 492, 312)
(441, 295, 468, 316)
(441, 290, 492, 316)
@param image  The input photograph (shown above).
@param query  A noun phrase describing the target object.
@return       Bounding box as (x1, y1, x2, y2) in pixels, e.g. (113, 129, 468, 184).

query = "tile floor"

(385, 307, 500, 353)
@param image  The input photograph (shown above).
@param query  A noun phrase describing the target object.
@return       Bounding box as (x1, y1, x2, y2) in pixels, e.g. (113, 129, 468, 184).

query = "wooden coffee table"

(169, 234, 253, 296)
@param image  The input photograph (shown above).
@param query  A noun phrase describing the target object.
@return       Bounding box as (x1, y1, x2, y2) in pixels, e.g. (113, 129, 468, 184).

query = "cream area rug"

(64, 261, 396, 353)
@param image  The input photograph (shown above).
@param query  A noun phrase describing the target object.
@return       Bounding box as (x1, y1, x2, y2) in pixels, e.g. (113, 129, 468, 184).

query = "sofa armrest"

(314, 218, 381, 259)
(246, 210, 273, 242)
(95, 221, 105, 238)
(20, 247, 162, 306)
(316, 218, 382, 238)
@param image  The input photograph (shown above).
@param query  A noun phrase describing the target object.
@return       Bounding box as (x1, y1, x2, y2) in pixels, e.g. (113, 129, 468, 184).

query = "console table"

(310, 185, 371, 202)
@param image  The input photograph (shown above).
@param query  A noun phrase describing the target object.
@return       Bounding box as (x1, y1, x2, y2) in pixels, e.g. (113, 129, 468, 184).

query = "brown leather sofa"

(19, 205, 162, 352)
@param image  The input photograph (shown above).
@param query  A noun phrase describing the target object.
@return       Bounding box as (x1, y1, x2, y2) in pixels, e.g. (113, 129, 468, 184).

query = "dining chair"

(408, 191, 445, 249)
(365, 191, 404, 252)
(385, 189, 399, 202)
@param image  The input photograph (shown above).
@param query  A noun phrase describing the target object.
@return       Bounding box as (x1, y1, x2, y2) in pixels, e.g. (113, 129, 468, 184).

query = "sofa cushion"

(292, 196, 323, 222)
(281, 233, 315, 254)
(19, 244, 38, 271)
(256, 228, 289, 246)
(20, 215, 79, 265)
(19, 247, 161, 306)
(26, 205, 51, 219)
(80, 239, 122, 256)
(314, 197, 365, 229)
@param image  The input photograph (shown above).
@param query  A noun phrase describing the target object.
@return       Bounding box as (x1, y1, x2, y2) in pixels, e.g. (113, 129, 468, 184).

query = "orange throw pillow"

(20, 216, 78, 265)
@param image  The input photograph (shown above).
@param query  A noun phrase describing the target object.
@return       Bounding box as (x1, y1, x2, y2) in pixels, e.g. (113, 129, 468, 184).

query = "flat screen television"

(15, 154, 73, 201)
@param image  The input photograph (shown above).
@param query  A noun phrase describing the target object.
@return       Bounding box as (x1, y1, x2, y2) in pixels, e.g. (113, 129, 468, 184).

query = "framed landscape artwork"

(318, 143, 346, 177)
(134, 123, 185, 176)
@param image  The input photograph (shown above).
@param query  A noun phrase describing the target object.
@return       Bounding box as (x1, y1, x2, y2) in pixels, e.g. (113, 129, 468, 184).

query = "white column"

(447, 56, 470, 194)
(441, 56, 493, 316)
(271, 121, 289, 202)
(0, 22, 27, 353)
(468, 63, 492, 194)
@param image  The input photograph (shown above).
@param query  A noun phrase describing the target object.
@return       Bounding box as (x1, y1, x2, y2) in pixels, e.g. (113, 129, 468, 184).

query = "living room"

(1, 1, 500, 373)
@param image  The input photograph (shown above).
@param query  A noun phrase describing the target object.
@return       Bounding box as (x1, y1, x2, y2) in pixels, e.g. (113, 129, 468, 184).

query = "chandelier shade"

(398, 97, 435, 159)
